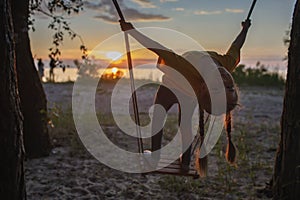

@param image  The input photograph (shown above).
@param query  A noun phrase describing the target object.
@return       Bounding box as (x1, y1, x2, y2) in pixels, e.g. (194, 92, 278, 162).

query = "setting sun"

(111, 67, 118, 74)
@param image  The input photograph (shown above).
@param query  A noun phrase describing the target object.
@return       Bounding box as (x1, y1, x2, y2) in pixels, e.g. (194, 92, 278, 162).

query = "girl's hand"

(242, 19, 251, 30)
(119, 20, 134, 31)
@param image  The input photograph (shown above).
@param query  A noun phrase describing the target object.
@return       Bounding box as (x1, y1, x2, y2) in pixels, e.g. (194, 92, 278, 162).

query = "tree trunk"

(273, 1, 300, 199)
(0, 0, 26, 198)
(12, 0, 51, 158)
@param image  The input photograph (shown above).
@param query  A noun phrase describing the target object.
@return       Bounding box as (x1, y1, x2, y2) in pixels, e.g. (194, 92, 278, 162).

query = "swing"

(112, 0, 257, 178)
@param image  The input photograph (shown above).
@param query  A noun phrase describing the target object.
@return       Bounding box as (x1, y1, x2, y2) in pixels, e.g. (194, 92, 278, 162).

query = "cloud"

(173, 7, 184, 11)
(194, 10, 222, 15)
(131, 0, 157, 8)
(94, 8, 169, 23)
(225, 8, 244, 13)
(160, 0, 178, 2)
(84, 0, 170, 22)
(193, 8, 244, 16)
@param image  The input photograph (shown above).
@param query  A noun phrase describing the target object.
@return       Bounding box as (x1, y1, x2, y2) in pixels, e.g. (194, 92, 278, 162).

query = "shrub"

(232, 63, 285, 87)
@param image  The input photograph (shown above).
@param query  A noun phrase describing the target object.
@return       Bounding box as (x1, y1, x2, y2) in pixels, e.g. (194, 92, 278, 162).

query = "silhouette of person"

(37, 58, 44, 81)
(120, 19, 251, 173)
(49, 55, 56, 82)
(62, 64, 66, 73)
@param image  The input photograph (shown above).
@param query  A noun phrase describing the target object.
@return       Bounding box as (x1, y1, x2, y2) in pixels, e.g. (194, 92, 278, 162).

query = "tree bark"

(273, 1, 300, 199)
(11, 0, 51, 158)
(0, 0, 26, 198)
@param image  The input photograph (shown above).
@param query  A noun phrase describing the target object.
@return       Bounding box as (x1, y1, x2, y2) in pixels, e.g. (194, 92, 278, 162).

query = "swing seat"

(144, 155, 199, 178)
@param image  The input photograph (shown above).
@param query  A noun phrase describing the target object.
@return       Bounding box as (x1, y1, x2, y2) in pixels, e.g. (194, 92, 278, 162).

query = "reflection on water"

(42, 67, 164, 83)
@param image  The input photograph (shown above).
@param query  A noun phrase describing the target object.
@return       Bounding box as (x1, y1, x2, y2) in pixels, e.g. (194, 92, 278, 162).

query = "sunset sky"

(30, 0, 296, 68)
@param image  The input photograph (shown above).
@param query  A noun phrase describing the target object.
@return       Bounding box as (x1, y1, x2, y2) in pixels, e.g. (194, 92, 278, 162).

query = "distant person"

(37, 58, 44, 81)
(119, 19, 251, 173)
(49, 55, 56, 82)
(59, 63, 66, 73)
(62, 64, 66, 73)
(74, 59, 81, 70)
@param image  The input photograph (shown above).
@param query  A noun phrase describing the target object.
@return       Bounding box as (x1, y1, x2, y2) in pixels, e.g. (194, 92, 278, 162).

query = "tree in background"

(0, 0, 26, 198)
(10, 0, 86, 158)
(272, 1, 300, 198)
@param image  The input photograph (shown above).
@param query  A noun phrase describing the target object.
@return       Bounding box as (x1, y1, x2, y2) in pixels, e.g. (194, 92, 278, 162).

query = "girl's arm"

(119, 21, 171, 56)
(219, 19, 251, 72)
(231, 19, 251, 49)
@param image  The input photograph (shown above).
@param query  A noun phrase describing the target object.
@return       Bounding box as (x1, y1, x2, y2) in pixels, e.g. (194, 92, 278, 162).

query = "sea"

(41, 67, 164, 83)
(37, 59, 287, 83)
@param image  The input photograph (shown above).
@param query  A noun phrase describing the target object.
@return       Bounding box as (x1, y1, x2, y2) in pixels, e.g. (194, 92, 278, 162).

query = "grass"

(48, 105, 86, 155)
(157, 119, 279, 198)
(47, 99, 280, 199)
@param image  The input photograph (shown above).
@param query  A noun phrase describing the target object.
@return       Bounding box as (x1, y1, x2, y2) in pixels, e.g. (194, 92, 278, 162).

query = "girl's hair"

(225, 112, 237, 165)
(195, 108, 208, 177)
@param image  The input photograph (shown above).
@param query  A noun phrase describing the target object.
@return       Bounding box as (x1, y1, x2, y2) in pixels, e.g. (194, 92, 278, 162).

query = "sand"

(25, 81, 284, 199)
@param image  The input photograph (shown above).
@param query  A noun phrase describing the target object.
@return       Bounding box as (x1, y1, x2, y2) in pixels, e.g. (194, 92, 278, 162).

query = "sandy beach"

(25, 80, 284, 199)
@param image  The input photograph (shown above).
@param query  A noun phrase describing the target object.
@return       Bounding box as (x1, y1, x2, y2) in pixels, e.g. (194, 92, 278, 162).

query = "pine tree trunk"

(272, 1, 300, 199)
(0, 0, 26, 199)
(11, 0, 51, 158)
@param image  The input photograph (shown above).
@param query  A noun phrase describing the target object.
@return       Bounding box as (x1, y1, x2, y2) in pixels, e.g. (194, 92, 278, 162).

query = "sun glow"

(111, 67, 118, 74)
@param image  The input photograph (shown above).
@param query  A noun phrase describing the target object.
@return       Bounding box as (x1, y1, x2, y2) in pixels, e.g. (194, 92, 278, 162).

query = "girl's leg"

(151, 85, 178, 160)
(178, 96, 197, 171)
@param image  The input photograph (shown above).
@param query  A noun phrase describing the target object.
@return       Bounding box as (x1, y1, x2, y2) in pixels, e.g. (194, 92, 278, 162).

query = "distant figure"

(37, 58, 44, 81)
(73, 59, 81, 70)
(49, 55, 56, 82)
(62, 64, 66, 73)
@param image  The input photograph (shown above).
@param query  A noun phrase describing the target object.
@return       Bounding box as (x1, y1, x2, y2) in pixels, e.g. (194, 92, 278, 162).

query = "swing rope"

(192, 0, 258, 154)
(112, 0, 144, 154)
(247, 0, 257, 20)
(193, 0, 258, 175)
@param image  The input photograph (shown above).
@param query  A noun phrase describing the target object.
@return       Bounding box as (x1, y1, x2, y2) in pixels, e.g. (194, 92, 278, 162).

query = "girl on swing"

(119, 19, 251, 175)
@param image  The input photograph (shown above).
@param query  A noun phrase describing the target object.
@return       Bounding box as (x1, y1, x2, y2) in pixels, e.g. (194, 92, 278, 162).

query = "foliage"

(283, 26, 291, 47)
(29, 0, 88, 60)
(283, 24, 291, 60)
(232, 62, 285, 87)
